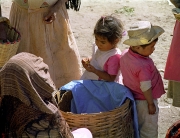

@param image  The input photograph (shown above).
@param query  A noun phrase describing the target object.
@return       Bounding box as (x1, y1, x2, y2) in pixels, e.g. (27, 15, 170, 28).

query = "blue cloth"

(60, 80, 139, 138)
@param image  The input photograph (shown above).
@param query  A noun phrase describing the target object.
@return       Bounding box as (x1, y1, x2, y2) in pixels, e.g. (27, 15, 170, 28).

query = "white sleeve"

(140, 80, 152, 92)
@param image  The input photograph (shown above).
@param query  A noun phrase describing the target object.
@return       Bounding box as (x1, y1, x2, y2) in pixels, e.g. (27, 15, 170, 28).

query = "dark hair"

(140, 38, 158, 49)
(65, 0, 81, 11)
(94, 15, 124, 44)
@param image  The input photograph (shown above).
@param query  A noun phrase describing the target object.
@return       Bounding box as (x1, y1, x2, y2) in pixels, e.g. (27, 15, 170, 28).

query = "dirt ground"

(1, 0, 180, 137)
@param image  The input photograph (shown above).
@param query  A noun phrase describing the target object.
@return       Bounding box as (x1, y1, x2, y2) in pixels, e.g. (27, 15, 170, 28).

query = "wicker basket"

(59, 91, 134, 138)
(0, 26, 21, 67)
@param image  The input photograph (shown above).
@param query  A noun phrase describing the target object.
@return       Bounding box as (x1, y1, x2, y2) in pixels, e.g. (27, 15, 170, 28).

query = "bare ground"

(1, 0, 180, 137)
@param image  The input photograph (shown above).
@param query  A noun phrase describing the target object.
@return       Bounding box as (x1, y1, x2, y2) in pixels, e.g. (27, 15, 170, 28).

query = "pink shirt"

(120, 49, 165, 100)
(104, 54, 121, 75)
(81, 44, 122, 83)
(164, 21, 180, 81)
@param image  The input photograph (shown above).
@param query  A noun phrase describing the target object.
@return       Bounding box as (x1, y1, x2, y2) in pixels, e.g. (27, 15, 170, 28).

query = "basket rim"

(60, 98, 134, 137)
(0, 17, 10, 25)
(60, 98, 130, 116)
(0, 26, 21, 45)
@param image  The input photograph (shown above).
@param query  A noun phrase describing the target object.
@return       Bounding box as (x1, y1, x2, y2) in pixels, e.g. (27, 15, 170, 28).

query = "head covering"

(0, 52, 73, 137)
(123, 21, 164, 46)
(0, 52, 57, 114)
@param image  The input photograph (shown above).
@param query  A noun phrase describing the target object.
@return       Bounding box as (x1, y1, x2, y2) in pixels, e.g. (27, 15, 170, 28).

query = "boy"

(120, 21, 165, 138)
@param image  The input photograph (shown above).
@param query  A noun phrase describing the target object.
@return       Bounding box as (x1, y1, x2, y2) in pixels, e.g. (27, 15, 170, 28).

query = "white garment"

(10, 1, 82, 87)
(72, 128, 93, 138)
(28, 0, 57, 9)
(135, 100, 159, 138)
(81, 43, 122, 84)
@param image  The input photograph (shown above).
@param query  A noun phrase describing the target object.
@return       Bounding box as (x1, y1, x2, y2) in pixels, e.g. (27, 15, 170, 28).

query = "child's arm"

(82, 55, 120, 82)
(143, 88, 156, 114)
(82, 57, 116, 81)
(85, 64, 116, 81)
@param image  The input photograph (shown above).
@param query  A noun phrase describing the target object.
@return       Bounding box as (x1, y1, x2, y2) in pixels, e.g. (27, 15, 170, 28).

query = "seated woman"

(0, 52, 92, 138)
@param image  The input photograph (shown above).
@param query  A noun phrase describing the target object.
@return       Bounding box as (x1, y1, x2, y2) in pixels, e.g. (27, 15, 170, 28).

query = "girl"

(81, 15, 124, 84)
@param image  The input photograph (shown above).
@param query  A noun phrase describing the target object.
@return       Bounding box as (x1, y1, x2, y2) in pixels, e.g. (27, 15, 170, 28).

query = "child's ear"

(114, 38, 120, 45)
(134, 46, 141, 50)
(130, 46, 140, 52)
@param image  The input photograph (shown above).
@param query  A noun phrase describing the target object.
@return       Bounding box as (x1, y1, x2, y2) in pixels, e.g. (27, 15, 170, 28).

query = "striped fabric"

(0, 52, 73, 137)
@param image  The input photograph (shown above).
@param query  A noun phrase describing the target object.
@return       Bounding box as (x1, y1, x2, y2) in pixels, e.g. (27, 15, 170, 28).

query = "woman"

(164, 0, 180, 107)
(0, 52, 92, 138)
(9, 0, 82, 87)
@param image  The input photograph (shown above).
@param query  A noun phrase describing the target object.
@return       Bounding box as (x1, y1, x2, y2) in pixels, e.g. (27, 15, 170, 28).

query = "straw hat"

(123, 21, 164, 46)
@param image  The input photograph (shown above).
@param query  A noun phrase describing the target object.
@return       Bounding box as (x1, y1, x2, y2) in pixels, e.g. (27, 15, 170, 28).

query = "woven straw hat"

(123, 21, 164, 46)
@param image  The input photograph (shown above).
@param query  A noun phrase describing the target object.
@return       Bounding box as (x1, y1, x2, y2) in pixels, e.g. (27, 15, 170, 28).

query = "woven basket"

(59, 91, 134, 138)
(0, 26, 20, 67)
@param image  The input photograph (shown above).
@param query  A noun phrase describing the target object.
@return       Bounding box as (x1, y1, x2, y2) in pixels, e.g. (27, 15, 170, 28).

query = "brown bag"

(166, 120, 180, 138)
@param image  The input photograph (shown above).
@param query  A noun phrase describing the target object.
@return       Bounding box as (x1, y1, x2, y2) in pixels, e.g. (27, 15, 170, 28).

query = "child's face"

(95, 35, 116, 51)
(133, 40, 157, 57)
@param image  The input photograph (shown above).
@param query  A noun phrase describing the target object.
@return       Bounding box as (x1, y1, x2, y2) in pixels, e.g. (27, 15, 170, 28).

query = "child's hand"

(82, 58, 90, 67)
(82, 58, 96, 73)
(85, 64, 97, 73)
(148, 103, 156, 114)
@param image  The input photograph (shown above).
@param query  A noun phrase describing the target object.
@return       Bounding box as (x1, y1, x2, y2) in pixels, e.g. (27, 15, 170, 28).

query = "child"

(81, 15, 124, 84)
(120, 21, 165, 138)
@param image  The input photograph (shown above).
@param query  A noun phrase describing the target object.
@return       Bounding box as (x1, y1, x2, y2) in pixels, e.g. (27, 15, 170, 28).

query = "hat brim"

(123, 26, 164, 46)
